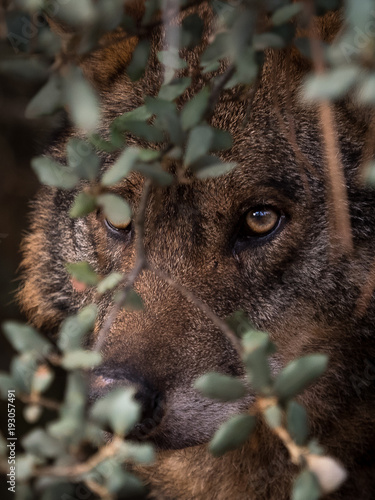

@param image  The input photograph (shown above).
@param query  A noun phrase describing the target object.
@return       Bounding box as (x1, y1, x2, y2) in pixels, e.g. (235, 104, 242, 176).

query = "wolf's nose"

(90, 367, 164, 439)
(130, 387, 164, 440)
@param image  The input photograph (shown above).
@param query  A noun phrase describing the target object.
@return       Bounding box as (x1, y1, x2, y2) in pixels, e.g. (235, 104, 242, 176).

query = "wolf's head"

(19, 4, 375, 497)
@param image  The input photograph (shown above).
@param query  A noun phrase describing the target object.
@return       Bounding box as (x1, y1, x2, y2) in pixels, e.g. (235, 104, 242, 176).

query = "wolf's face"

(19, 5, 375, 498)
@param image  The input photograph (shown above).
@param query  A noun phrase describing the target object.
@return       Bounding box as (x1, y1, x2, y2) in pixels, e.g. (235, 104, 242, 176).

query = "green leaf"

(22, 428, 64, 458)
(191, 155, 236, 179)
(158, 49, 187, 70)
(364, 161, 375, 187)
(123, 120, 164, 142)
(202, 61, 220, 74)
(209, 414, 257, 457)
(181, 13, 204, 48)
(357, 74, 375, 104)
(271, 3, 302, 26)
(134, 162, 174, 186)
(60, 371, 87, 421)
(145, 97, 185, 146)
(97, 193, 132, 226)
(105, 467, 145, 496)
(31, 365, 54, 394)
(242, 329, 272, 354)
(138, 149, 161, 162)
(117, 441, 155, 464)
(154, 110, 184, 146)
(142, 0, 161, 24)
(226, 310, 254, 337)
(273, 354, 328, 402)
(230, 47, 258, 86)
(39, 483, 76, 500)
(181, 87, 210, 130)
(91, 388, 141, 436)
(185, 125, 214, 166)
(113, 105, 164, 142)
(292, 469, 321, 500)
(308, 439, 325, 456)
(55, 0, 96, 27)
(253, 32, 285, 50)
(145, 96, 176, 117)
(67, 138, 100, 180)
(31, 156, 79, 189)
(264, 405, 282, 429)
(241, 329, 274, 394)
(66, 261, 99, 286)
(2, 321, 52, 354)
(12, 0, 44, 11)
(96, 0, 127, 30)
(0, 432, 6, 455)
(64, 66, 100, 132)
(304, 66, 359, 101)
(48, 373, 87, 442)
(116, 105, 152, 123)
(122, 289, 144, 311)
(101, 147, 140, 186)
(25, 74, 63, 118)
(23, 404, 42, 423)
(0, 58, 49, 81)
(47, 417, 79, 443)
(58, 304, 98, 352)
(201, 32, 230, 66)
(97, 272, 123, 294)
(210, 128, 233, 152)
(89, 133, 118, 153)
(69, 191, 97, 218)
(158, 77, 191, 101)
(345, 0, 373, 29)
(61, 350, 102, 370)
(10, 353, 38, 394)
(0, 373, 14, 398)
(16, 454, 39, 482)
(127, 40, 151, 81)
(287, 401, 309, 446)
(195, 372, 246, 401)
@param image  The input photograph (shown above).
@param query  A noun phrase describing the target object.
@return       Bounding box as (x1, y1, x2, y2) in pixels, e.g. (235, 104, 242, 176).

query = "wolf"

(18, 2, 375, 499)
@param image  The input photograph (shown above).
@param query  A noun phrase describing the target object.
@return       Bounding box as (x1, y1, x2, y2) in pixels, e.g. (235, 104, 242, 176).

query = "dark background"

(0, 37, 64, 499)
(0, 70, 54, 368)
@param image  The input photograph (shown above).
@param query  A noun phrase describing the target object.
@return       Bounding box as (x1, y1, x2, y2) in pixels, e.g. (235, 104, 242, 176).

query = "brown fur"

(19, 3, 375, 499)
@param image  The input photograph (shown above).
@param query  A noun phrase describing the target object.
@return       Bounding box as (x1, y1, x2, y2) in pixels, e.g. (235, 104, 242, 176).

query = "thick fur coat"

(19, 3, 375, 499)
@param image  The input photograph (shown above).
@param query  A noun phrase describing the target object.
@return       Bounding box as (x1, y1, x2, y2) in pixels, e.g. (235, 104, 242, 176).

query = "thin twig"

(355, 256, 375, 318)
(204, 63, 236, 120)
(257, 397, 307, 466)
(94, 180, 152, 352)
(270, 53, 314, 206)
(359, 110, 375, 183)
(18, 393, 60, 411)
(84, 479, 114, 500)
(242, 70, 262, 128)
(148, 264, 243, 356)
(75, 0, 206, 65)
(306, 2, 353, 255)
(35, 436, 122, 478)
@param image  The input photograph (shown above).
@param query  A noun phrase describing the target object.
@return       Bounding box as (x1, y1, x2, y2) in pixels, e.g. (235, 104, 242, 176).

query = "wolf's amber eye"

(245, 208, 280, 236)
(105, 215, 132, 233)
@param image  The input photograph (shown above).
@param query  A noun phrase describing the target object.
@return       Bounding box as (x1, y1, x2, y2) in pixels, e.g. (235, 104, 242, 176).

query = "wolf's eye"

(105, 215, 132, 234)
(245, 207, 280, 236)
(234, 205, 284, 252)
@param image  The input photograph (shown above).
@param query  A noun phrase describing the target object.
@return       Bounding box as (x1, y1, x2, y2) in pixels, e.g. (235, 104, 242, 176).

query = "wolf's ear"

(47, 1, 146, 89)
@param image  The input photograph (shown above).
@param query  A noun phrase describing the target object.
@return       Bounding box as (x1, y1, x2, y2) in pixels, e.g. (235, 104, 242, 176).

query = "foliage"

(1, 0, 373, 498)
